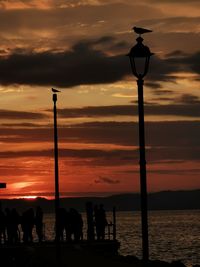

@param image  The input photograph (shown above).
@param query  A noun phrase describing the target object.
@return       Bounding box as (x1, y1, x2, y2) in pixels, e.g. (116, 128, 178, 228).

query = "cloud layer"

(0, 40, 200, 88)
(57, 103, 200, 118)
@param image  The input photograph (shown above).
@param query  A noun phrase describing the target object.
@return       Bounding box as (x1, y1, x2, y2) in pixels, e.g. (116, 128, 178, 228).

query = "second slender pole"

(53, 93, 60, 241)
(137, 77, 149, 262)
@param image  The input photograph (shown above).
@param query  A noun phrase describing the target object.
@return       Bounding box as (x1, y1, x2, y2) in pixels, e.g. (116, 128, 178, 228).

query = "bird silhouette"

(52, 88, 61, 93)
(133, 27, 152, 35)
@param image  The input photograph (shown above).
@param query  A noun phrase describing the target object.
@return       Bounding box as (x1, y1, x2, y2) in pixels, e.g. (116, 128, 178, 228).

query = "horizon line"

(0, 188, 199, 200)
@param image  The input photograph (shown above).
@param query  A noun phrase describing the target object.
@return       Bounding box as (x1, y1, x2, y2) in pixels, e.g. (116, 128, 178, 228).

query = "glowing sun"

(22, 195, 38, 200)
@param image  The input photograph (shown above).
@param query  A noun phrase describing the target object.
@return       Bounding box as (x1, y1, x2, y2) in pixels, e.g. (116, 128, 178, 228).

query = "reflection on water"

(117, 210, 200, 267)
(43, 210, 200, 267)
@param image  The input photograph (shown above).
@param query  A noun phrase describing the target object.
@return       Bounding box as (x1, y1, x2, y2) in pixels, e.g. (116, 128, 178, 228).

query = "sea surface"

(40, 210, 200, 267)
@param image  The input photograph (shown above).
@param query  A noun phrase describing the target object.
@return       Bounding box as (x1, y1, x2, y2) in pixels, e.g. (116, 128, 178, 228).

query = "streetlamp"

(127, 30, 153, 262)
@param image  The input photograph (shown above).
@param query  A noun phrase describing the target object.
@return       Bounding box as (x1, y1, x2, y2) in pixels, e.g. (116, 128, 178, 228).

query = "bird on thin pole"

(133, 26, 152, 36)
(52, 88, 61, 93)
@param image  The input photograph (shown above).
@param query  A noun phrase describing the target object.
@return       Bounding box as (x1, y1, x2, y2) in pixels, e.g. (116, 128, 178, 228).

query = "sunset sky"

(0, 0, 200, 198)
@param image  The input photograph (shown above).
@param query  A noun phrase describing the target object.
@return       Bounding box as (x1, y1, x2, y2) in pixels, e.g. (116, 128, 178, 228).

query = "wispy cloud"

(0, 120, 199, 162)
(0, 109, 47, 120)
(95, 176, 120, 184)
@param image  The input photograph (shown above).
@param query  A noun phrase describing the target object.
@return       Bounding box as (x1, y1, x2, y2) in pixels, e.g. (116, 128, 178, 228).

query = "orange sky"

(0, 0, 200, 198)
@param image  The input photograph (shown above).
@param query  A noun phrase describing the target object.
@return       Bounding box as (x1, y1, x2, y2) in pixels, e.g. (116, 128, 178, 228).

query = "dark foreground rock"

(0, 242, 193, 267)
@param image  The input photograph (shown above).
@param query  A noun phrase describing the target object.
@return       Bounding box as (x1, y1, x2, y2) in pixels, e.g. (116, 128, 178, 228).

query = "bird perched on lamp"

(52, 88, 61, 93)
(133, 26, 152, 35)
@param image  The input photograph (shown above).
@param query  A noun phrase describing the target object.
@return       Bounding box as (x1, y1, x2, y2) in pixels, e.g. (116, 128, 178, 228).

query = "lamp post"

(128, 31, 153, 262)
(52, 91, 60, 242)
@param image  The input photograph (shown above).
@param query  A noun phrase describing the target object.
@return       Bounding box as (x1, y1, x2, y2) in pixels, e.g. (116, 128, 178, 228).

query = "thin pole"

(137, 77, 149, 262)
(53, 93, 60, 241)
(113, 206, 116, 240)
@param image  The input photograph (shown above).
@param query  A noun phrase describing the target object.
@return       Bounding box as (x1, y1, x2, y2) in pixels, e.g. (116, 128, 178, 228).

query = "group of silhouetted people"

(56, 208, 83, 242)
(0, 202, 108, 245)
(0, 206, 43, 244)
(56, 204, 108, 242)
(86, 202, 108, 241)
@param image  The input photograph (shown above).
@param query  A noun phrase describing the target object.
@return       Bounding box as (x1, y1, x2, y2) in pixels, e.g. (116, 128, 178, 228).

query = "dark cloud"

(0, 122, 49, 127)
(148, 147, 200, 162)
(0, 119, 199, 164)
(0, 2, 199, 63)
(0, 101, 200, 123)
(152, 97, 173, 102)
(91, 36, 115, 45)
(0, 41, 129, 87)
(57, 103, 200, 118)
(145, 82, 162, 89)
(166, 50, 188, 58)
(0, 120, 200, 155)
(150, 169, 200, 175)
(69, 120, 200, 149)
(159, 50, 200, 78)
(0, 148, 98, 158)
(0, 36, 196, 87)
(0, 145, 199, 163)
(145, 121, 200, 147)
(0, 127, 54, 143)
(122, 168, 200, 175)
(180, 51, 200, 74)
(58, 105, 135, 118)
(148, 56, 181, 82)
(0, 109, 47, 120)
(175, 94, 200, 105)
(151, 89, 174, 96)
(94, 176, 120, 184)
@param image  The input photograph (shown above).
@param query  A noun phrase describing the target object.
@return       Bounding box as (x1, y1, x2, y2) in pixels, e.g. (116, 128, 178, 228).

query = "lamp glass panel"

(134, 57, 146, 76)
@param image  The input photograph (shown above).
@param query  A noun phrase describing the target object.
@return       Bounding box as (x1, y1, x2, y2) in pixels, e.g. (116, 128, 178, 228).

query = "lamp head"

(128, 36, 153, 79)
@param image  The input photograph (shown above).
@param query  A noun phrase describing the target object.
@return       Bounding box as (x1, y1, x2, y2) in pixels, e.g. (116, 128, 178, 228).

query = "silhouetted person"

(10, 208, 20, 244)
(5, 208, 12, 244)
(86, 202, 95, 241)
(21, 208, 35, 243)
(21, 210, 27, 243)
(0, 204, 6, 244)
(94, 204, 100, 239)
(35, 206, 43, 242)
(64, 209, 72, 242)
(57, 208, 66, 241)
(69, 208, 83, 242)
(76, 211, 83, 241)
(95, 204, 107, 240)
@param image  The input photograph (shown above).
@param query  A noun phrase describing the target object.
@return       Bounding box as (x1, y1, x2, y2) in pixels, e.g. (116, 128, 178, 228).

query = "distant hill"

(0, 189, 199, 213)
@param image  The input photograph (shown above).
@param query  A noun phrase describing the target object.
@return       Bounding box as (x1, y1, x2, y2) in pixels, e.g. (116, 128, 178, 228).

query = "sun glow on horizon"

(21, 195, 38, 200)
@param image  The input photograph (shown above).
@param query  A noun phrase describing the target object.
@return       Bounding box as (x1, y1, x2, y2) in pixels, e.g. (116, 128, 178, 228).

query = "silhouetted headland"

(0, 189, 199, 213)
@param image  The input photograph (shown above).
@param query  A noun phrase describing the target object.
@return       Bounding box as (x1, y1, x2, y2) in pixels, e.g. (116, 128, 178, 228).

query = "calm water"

(41, 210, 200, 267)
